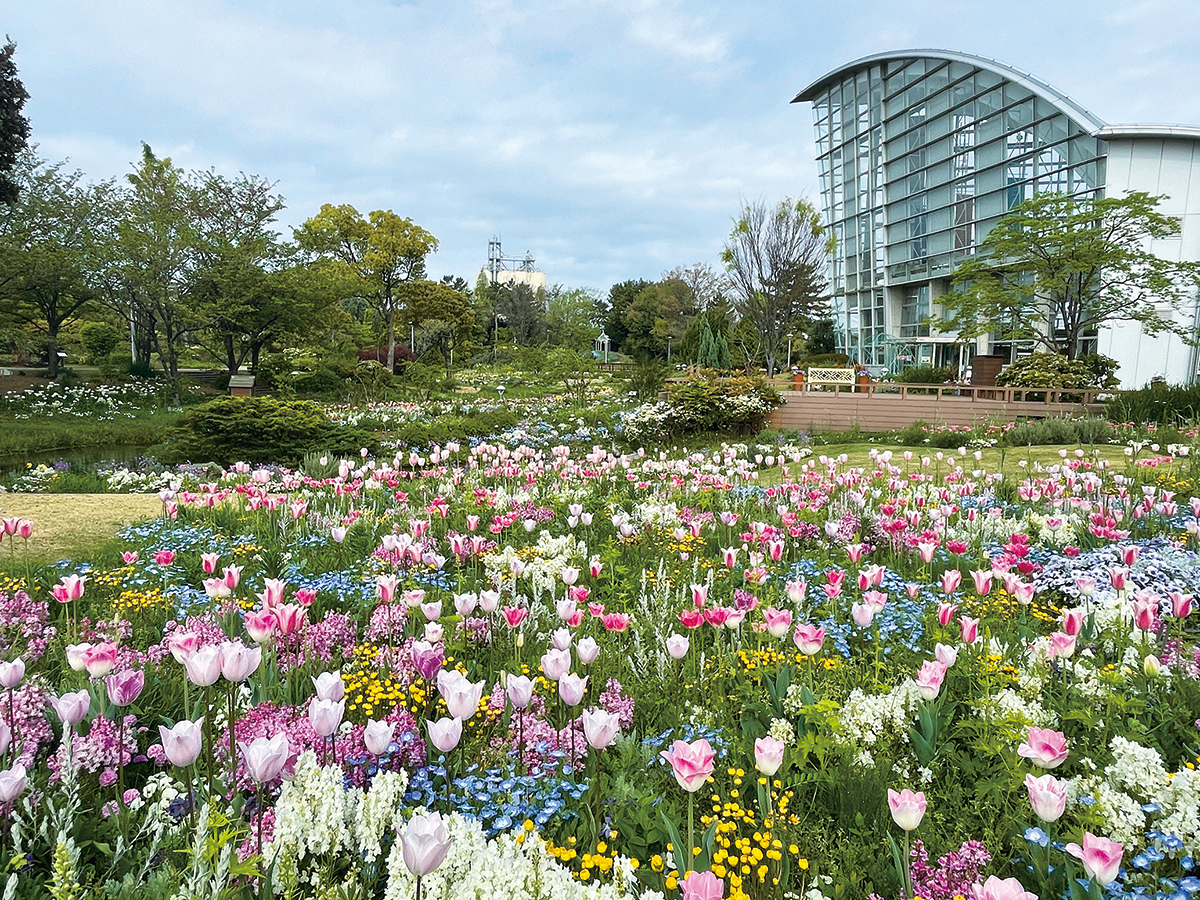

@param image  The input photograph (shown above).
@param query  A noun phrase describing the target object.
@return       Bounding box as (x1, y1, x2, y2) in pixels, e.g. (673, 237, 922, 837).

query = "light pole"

(667, 335, 672, 361)
(786, 333, 794, 371)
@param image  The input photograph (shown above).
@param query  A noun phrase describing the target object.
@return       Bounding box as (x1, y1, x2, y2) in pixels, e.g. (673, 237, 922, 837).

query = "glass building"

(795, 50, 1200, 386)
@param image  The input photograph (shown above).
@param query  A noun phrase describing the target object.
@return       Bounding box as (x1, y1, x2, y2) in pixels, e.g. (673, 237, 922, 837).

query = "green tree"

(697, 315, 716, 367)
(939, 192, 1200, 359)
(544, 285, 600, 350)
(721, 197, 831, 375)
(0, 41, 31, 205)
(295, 205, 438, 370)
(601, 278, 653, 354)
(0, 155, 119, 376)
(493, 281, 546, 346)
(400, 279, 475, 376)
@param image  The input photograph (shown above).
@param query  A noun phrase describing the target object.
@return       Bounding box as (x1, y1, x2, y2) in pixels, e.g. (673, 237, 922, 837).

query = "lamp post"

(786, 333, 794, 371)
(667, 335, 672, 361)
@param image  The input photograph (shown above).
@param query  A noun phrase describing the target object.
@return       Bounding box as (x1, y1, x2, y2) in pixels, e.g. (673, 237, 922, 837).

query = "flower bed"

(0, 442, 1197, 899)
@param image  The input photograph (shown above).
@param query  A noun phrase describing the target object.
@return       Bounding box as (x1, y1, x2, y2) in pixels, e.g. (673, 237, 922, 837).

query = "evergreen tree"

(697, 315, 716, 367)
(0, 41, 32, 205)
(714, 329, 731, 371)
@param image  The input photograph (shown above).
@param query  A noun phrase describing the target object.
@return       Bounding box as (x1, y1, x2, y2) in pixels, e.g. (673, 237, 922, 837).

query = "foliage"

(940, 192, 1200, 358)
(0, 40, 31, 205)
(79, 321, 124, 364)
(1001, 415, 1116, 447)
(154, 396, 379, 465)
(1107, 383, 1200, 427)
(721, 197, 831, 375)
(623, 374, 782, 441)
(894, 366, 956, 385)
(995, 353, 1119, 389)
(623, 357, 670, 400)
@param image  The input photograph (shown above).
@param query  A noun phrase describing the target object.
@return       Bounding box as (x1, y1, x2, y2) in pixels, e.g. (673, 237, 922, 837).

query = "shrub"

(624, 358, 670, 400)
(895, 365, 956, 384)
(79, 322, 123, 364)
(1001, 415, 1115, 447)
(623, 375, 782, 442)
(995, 352, 1119, 389)
(1107, 383, 1200, 426)
(153, 396, 379, 466)
(798, 352, 850, 369)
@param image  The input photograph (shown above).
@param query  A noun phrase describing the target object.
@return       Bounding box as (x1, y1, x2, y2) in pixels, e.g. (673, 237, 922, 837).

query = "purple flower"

(106, 670, 144, 707)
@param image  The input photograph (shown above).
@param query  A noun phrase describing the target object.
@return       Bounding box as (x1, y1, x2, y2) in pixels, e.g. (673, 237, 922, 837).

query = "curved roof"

(1097, 124, 1200, 141)
(793, 49, 1107, 135)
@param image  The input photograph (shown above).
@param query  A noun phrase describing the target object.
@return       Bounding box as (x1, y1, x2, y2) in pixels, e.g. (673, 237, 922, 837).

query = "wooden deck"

(767, 384, 1109, 432)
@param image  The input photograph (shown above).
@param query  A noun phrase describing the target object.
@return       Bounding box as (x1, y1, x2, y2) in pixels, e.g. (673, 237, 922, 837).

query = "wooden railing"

(795, 382, 1112, 406)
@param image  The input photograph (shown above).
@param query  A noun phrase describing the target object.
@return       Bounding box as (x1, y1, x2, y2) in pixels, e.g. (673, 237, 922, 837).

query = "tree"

(400, 279, 475, 376)
(295, 205, 438, 370)
(938, 192, 1200, 359)
(544, 285, 600, 351)
(600, 279, 653, 354)
(721, 198, 831, 375)
(0, 41, 31, 205)
(0, 155, 118, 376)
(493, 282, 546, 346)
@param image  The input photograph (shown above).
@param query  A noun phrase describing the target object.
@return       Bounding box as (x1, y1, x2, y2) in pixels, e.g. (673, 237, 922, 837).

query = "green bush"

(153, 396, 379, 466)
(623, 358, 669, 400)
(1107, 383, 1200, 426)
(895, 365, 956, 384)
(798, 352, 850, 369)
(995, 352, 1119, 389)
(79, 322, 123, 364)
(1001, 415, 1115, 447)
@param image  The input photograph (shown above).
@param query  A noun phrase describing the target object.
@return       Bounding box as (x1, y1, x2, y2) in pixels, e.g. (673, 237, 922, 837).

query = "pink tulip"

(58, 574, 87, 601)
(15, 520, 32, 539)
(1131, 593, 1157, 631)
(1065, 833, 1124, 886)
(934, 643, 958, 668)
(1119, 544, 1139, 566)
(244, 610, 276, 644)
(83, 642, 118, 679)
(426, 716, 462, 753)
(681, 869, 725, 900)
(221, 564, 243, 591)
(106, 670, 144, 706)
(887, 788, 927, 831)
(273, 604, 306, 636)
(939, 569, 962, 594)
(754, 736, 786, 776)
(792, 624, 825, 656)
(851, 603, 875, 627)
(1109, 566, 1129, 592)
(65, 642, 90, 672)
(411, 642, 444, 681)
(1075, 575, 1096, 597)
(1170, 591, 1193, 618)
(502, 606, 528, 628)
(762, 607, 793, 639)
(1047, 632, 1077, 660)
(201, 552, 220, 574)
(437, 669, 484, 720)
(972, 875, 1037, 900)
(1024, 773, 1067, 822)
(364, 719, 396, 755)
(400, 811, 454, 877)
(51, 689, 91, 726)
(600, 612, 632, 632)
(917, 542, 937, 563)
(540, 648, 572, 681)
(960, 616, 980, 645)
(239, 732, 291, 783)
(506, 674, 534, 710)
(1062, 607, 1085, 636)
(0, 517, 16, 536)
(582, 708, 620, 750)
(784, 580, 807, 603)
(153, 549, 176, 566)
(308, 697, 345, 737)
(558, 672, 588, 706)
(166, 631, 200, 664)
(589, 558, 603, 578)
(660, 738, 716, 792)
(221, 642, 262, 682)
(915, 660, 947, 701)
(937, 602, 957, 626)
(159, 720, 204, 767)
(1017, 727, 1069, 768)
(0, 765, 27, 803)
(970, 569, 992, 595)
(375, 574, 398, 604)
(862, 589, 887, 612)
(561, 566, 580, 586)
(478, 590, 500, 612)
(403, 589, 426, 609)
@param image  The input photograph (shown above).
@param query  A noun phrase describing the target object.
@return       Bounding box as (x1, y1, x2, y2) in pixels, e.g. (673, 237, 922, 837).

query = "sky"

(8, 0, 1200, 295)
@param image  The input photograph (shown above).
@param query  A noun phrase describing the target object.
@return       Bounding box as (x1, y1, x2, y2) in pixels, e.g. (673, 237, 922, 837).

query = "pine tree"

(0, 40, 32, 205)
(697, 315, 716, 368)
(714, 329, 731, 371)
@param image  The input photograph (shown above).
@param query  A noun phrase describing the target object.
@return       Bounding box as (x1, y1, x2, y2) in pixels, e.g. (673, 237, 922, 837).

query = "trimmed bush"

(153, 396, 379, 466)
(995, 353, 1119, 389)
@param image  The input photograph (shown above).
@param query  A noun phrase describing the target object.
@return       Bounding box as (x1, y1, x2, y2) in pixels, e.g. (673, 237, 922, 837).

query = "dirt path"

(0, 493, 164, 563)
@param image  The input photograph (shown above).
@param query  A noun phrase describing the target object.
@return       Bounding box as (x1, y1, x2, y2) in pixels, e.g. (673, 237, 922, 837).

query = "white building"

(795, 49, 1200, 387)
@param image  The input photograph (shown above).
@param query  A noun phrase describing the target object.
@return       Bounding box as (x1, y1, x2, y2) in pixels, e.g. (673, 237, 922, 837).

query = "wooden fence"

(767, 383, 1110, 432)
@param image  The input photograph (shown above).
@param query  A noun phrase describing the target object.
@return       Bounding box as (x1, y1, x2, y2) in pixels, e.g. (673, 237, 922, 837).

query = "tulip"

(454, 592, 478, 616)
(153, 549, 176, 566)
(364, 719, 396, 755)
(1143, 654, 1163, 676)
(120, 550, 139, 565)
(506, 674, 534, 710)
(0, 658, 24, 689)
(203, 577, 232, 599)
(1024, 772, 1067, 822)
(1131, 593, 1157, 631)
(660, 738, 716, 792)
(375, 574, 398, 604)
(184, 645, 225, 687)
(600, 612, 632, 631)
(426, 716, 462, 753)
(106, 670, 144, 706)
(82, 642, 118, 679)
(51, 689, 91, 726)
(401, 810, 454, 877)
(1062, 607, 1085, 637)
(402, 589, 426, 609)
(478, 589, 500, 612)
(784, 579, 807, 603)
(166, 631, 200, 664)
(939, 569, 962, 594)
(59, 574, 87, 601)
(934, 643, 958, 668)
(437, 669, 484, 720)
(1065, 833, 1124, 886)
(540, 648, 572, 681)
(582, 708, 620, 750)
(960, 616, 980, 644)
(423, 622, 444, 643)
(937, 602, 957, 626)
(754, 736, 786, 776)
(330, 526, 347, 543)
(243, 610, 276, 644)
(575, 636, 600, 665)
(308, 697, 345, 737)
(502, 606, 528, 628)
(1170, 591, 1193, 618)
(970, 569, 992, 595)
(65, 643, 90, 672)
(851, 602, 875, 627)
(558, 672, 588, 706)
(556, 599, 578, 622)
(887, 788, 926, 831)
(561, 566, 580, 586)
(272, 604, 306, 636)
(1075, 575, 1096, 597)
(792, 624, 825, 656)
(159, 720, 204, 767)
(239, 732, 291, 783)
(666, 633, 690, 659)
(915, 660, 947, 701)
(763, 607, 793, 639)
(312, 670, 344, 701)
(1017, 727, 1069, 768)
(221, 643, 262, 682)
(222, 564, 243, 591)
(0, 723, 8, 758)
(411, 641, 444, 681)
(1047, 631, 1077, 660)
(0, 765, 27, 803)
(680, 869, 725, 900)
(972, 875, 1037, 900)
(201, 552, 221, 574)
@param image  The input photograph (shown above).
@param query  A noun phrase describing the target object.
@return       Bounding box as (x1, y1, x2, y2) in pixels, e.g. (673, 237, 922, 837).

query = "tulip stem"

(686, 791, 694, 874)
(901, 830, 913, 900)
(228, 686, 237, 782)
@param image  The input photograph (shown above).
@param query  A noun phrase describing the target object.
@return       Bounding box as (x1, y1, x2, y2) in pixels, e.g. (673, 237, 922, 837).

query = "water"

(0, 444, 155, 479)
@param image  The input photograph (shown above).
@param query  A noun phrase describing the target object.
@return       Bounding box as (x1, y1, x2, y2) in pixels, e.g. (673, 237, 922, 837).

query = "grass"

(0, 493, 163, 568)
(0, 412, 181, 463)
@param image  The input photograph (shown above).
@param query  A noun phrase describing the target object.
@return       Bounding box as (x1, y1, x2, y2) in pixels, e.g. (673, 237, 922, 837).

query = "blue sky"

(9, 0, 1200, 293)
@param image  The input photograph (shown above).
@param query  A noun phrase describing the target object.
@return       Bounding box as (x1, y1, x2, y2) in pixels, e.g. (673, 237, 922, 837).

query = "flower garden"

(1, 421, 1200, 900)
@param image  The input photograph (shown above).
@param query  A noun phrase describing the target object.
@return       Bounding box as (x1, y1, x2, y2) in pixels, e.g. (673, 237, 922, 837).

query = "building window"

(900, 286, 931, 338)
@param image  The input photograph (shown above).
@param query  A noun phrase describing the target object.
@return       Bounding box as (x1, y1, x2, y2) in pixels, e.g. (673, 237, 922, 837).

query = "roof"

(1096, 124, 1200, 140)
(793, 49, 1107, 135)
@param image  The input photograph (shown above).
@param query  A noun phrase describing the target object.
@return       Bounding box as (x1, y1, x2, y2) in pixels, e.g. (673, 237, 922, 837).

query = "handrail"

(791, 382, 1115, 406)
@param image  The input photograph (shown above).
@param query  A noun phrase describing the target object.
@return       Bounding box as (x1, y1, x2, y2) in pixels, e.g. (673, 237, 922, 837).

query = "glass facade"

(806, 54, 1107, 370)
